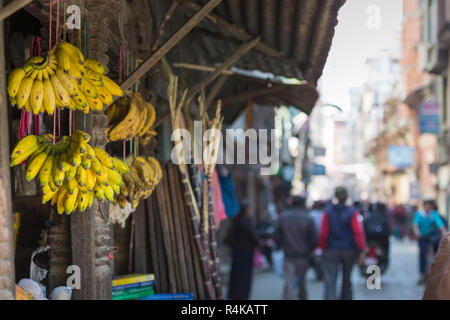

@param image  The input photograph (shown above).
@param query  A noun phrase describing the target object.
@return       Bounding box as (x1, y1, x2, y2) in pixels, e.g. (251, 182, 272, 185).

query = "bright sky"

(318, 0, 403, 114)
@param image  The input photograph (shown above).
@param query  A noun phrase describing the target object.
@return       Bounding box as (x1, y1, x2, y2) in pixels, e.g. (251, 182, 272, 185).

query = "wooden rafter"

(0, 0, 33, 21)
(119, 0, 223, 93)
(185, 36, 260, 103)
(220, 85, 286, 106)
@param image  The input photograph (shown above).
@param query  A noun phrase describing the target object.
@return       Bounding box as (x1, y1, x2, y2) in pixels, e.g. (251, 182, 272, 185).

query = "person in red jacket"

(317, 187, 367, 300)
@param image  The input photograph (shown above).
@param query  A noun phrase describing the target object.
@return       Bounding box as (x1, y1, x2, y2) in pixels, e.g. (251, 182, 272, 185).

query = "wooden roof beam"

(0, 0, 33, 21)
(185, 36, 260, 103)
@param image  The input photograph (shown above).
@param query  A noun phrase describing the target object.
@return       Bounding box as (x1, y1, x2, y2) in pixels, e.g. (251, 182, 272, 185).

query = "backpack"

(364, 212, 389, 237)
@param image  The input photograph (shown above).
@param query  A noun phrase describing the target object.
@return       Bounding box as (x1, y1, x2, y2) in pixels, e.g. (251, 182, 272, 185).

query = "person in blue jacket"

(413, 200, 447, 285)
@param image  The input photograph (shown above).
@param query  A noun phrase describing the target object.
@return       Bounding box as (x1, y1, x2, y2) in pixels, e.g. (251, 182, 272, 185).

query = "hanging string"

(69, 109, 72, 136)
(119, 45, 127, 161)
(33, 37, 42, 136)
(19, 37, 42, 140)
(49, 0, 61, 145)
(63, 0, 67, 41)
(83, 20, 87, 131)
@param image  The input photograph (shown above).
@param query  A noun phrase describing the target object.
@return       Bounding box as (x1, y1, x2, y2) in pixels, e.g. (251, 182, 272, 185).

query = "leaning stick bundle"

(200, 98, 223, 299)
(168, 75, 216, 299)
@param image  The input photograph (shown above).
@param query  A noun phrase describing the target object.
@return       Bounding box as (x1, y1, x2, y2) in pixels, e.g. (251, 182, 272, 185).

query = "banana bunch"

(115, 156, 162, 209)
(10, 131, 130, 215)
(105, 92, 157, 143)
(7, 41, 123, 115)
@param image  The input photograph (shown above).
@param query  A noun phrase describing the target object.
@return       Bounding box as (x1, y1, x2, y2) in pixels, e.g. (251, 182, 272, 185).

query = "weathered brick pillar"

(0, 0, 16, 300)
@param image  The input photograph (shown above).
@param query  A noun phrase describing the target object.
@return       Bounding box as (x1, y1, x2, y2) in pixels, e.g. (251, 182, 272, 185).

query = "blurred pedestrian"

(225, 201, 260, 300)
(274, 196, 317, 300)
(413, 200, 447, 285)
(363, 202, 391, 271)
(393, 204, 407, 239)
(309, 201, 326, 280)
(317, 187, 367, 300)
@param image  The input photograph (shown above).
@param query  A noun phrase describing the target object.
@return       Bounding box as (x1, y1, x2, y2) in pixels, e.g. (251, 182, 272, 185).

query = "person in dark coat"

(275, 196, 318, 300)
(318, 187, 367, 300)
(225, 201, 260, 300)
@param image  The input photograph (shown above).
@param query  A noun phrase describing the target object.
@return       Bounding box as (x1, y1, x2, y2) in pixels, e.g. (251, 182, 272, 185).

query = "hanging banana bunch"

(105, 92, 157, 143)
(114, 156, 162, 209)
(7, 41, 123, 115)
(10, 130, 130, 215)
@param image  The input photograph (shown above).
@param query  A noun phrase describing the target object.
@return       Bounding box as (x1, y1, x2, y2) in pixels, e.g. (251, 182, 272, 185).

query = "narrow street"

(245, 239, 425, 300)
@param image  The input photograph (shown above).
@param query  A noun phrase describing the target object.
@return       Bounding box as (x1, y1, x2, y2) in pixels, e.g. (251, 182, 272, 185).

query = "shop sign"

(419, 101, 439, 134)
(312, 164, 326, 176)
(388, 146, 415, 168)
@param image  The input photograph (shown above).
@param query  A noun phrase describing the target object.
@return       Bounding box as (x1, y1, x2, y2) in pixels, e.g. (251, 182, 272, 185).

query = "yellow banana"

(72, 89, 88, 111)
(25, 143, 51, 181)
(94, 181, 105, 202)
(16, 77, 34, 108)
(76, 166, 87, 187)
(56, 49, 71, 73)
(55, 68, 78, 97)
(85, 59, 106, 74)
(66, 165, 77, 181)
(57, 41, 85, 65)
(106, 166, 123, 187)
(51, 73, 71, 107)
(103, 183, 115, 202)
(11, 135, 42, 161)
(90, 156, 103, 176)
(57, 187, 67, 214)
(85, 169, 97, 191)
(94, 147, 115, 169)
(39, 149, 55, 186)
(100, 75, 123, 97)
(79, 78, 98, 98)
(97, 85, 113, 105)
(64, 187, 79, 214)
(66, 177, 78, 194)
(29, 79, 44, 115)
(112, 157, 129, 174)
(43, 79, 56, 114)
(7, 68, 26, 98)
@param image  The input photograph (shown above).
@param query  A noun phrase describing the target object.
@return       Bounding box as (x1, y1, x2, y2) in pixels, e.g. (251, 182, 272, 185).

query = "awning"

(171, 0, 345, 121)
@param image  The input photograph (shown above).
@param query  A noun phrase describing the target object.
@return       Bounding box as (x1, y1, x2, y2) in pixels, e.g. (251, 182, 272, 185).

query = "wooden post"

(119, 0, 223, 93)
(0, 0, 15, 300)
(185, 37, 260, 103)
(0, 0, 33, 22)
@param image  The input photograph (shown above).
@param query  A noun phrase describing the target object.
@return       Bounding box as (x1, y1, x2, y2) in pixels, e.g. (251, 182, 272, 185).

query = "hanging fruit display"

(105, 92, 157, 144)
(115, 156, 162, 209)
(7, 41, 123, 115)
(10, 130, 130, 215)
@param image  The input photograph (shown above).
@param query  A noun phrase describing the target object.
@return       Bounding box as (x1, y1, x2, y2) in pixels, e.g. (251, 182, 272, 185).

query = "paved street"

(223, 238, 425, 300)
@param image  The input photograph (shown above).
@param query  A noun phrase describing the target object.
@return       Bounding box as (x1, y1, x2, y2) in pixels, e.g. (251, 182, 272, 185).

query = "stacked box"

(112, 274, 155, 300)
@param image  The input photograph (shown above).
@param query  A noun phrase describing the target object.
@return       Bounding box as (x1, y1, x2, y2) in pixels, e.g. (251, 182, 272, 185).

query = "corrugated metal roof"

(185, 0, 346, 84)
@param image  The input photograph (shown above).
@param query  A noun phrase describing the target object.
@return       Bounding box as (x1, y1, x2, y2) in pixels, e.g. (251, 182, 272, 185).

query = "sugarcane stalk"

(168, 75, 216, 299)
(206, 174, 223, 299)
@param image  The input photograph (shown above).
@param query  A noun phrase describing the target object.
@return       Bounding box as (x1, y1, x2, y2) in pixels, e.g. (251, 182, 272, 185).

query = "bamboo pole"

(171, 164, 198, 296)
(173, 62, 234, 75)
(168, 75, 216, 299)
